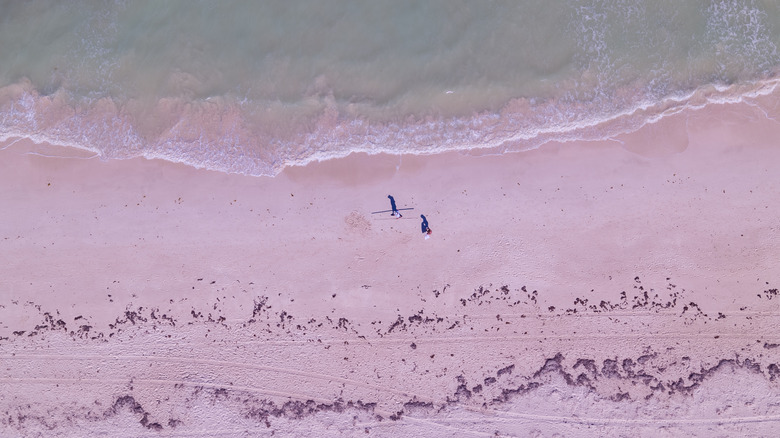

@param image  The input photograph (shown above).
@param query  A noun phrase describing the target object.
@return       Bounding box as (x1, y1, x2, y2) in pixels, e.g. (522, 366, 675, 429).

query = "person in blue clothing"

(387, 195, 402, 218)
(420, 214, 432, 239)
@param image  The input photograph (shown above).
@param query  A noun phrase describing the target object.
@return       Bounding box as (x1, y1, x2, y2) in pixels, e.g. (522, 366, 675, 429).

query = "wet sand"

(2, 93, 780, 436)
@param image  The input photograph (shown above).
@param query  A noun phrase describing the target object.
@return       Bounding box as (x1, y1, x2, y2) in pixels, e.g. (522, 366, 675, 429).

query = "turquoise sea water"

(1, 0, 779, 176)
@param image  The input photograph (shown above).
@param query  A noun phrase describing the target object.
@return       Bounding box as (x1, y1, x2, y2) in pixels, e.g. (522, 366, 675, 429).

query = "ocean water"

(1, 0, 779, 176)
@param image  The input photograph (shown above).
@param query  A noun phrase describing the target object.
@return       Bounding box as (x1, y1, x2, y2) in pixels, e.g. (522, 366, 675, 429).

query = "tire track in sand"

(1, 353, 436, 405)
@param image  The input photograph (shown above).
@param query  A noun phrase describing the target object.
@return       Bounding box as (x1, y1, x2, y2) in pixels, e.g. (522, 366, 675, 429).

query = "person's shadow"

(420, 215, 428, 234)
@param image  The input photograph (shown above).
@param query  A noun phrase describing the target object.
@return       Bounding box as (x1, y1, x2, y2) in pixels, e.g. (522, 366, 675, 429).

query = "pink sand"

(2, 91, 780, 436)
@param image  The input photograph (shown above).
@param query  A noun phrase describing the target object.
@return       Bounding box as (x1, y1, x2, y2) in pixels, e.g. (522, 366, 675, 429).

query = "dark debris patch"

(244, 398, 377, 427)
(109, 395, 163, 431)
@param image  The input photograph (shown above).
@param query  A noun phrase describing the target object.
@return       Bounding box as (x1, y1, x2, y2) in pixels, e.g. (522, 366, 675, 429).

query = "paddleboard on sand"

(370, 207, 415, 214)
(373, 216, 416, 221)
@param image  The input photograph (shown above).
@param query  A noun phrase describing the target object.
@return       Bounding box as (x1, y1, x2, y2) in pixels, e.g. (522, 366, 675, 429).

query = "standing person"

(420, 214, 432, 239)
(387, 195, 402, 218)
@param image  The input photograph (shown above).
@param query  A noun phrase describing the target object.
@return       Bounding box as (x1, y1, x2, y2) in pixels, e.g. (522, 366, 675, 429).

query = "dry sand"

(2, 92, 780, 437)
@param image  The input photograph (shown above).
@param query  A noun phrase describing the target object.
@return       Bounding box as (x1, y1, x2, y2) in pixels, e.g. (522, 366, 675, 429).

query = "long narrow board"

(370, 207, 415, 214)
(373, 217, 417, 221)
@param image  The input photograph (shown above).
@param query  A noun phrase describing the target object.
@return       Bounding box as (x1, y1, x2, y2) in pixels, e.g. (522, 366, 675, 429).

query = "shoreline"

(2, 90, 780, 436)
(2, 76, 780, 178)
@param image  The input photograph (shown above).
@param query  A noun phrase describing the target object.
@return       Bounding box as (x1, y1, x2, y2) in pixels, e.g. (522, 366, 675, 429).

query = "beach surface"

(2, 94, 780, 436)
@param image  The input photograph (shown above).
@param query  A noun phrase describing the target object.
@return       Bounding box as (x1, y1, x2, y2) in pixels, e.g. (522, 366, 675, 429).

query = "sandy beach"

(2, 92, 780, 436)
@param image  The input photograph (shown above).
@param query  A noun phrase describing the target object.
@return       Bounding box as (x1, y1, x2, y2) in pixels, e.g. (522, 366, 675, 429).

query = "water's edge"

(2, 76, 778, 177)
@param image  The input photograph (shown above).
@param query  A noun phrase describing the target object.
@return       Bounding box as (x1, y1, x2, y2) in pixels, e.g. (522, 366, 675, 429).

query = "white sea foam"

(3, 76, 779, 177)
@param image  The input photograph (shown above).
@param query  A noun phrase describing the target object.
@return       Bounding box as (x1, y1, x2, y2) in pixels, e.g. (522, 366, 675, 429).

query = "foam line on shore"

(1, 77, 779, 177)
